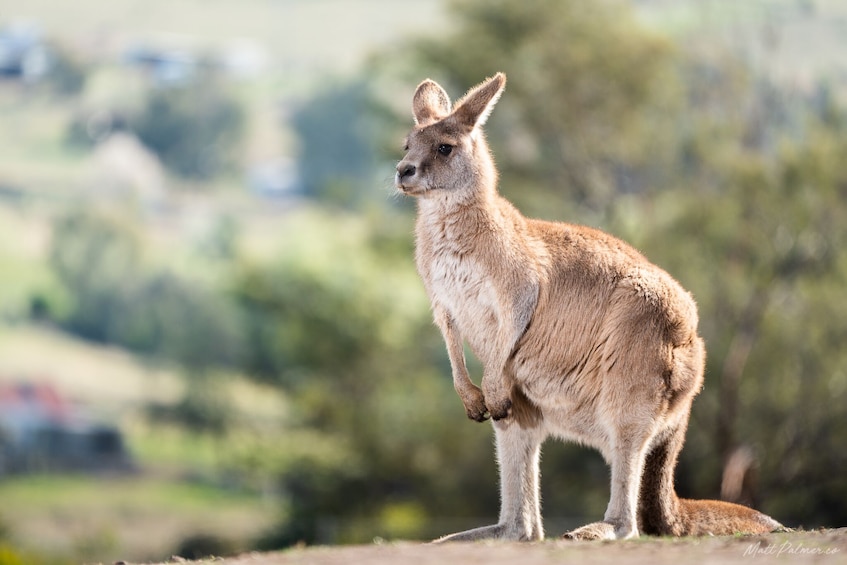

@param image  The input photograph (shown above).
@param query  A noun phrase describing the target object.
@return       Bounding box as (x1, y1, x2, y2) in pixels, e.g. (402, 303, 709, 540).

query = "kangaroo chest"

(432, 252, 495, 317)
(417, 226, 502, 362)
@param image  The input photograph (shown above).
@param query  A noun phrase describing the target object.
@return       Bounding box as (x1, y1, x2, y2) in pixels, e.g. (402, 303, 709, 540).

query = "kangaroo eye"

(403, 143, 409, 152)
(437, 144, 453, 156)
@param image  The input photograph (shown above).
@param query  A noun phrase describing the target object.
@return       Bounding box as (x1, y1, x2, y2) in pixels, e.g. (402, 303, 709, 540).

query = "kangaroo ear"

(453, 72, 506, 131)
(412, 79, 452, 126)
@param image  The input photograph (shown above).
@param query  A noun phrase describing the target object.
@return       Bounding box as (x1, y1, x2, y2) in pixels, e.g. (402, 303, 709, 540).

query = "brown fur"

(396, 73, 782, 540)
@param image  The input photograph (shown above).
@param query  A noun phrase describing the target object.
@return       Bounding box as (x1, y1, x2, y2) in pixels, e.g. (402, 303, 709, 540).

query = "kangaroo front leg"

(481, 283, 538, 420)
(436, 419, 545, 542)
(481, 369, 512, 421)
(434, 307, 488, 422)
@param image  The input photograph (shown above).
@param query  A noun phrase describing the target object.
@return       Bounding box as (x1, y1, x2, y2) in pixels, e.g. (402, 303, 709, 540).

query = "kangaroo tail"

(676, 499, 783, 536)
(638, 421, 783, 536)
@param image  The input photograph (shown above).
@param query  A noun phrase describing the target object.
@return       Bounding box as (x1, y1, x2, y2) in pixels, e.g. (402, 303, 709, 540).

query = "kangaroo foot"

(435, 522, 540, 543)
(562, 521, 634, 541)
(434, 524, 506, 543)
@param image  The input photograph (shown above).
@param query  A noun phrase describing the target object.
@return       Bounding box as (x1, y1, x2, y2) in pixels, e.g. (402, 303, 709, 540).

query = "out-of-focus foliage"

(405, 0, 675, 217)
(43, 42, 88, 97)
(0, 545, 73, 565)
(646, 110, 847, 526)
(291, 80, 382, 208)
(48, 210, 243, 370)
(149, 376, 233, 437)
(231, 210, 498, 543)
(132, 72, 245, 180)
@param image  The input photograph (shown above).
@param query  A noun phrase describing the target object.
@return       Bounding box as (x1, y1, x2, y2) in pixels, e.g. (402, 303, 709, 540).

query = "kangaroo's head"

(395, 73, 506, 200)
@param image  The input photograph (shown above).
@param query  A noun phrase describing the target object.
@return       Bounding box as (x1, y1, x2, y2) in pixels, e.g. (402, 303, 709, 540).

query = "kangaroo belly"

(505, 271, 694, 450)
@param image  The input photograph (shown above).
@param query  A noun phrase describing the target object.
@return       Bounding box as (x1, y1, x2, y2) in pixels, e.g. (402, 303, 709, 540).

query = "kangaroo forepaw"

(482, 380, 513, 421)
(466, 404, 490, 422)
(487, 397, 512, 421)
(461, 387, 490, 422)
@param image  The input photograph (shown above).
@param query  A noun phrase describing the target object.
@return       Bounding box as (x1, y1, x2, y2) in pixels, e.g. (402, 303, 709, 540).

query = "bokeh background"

(0, 0, 845, 562)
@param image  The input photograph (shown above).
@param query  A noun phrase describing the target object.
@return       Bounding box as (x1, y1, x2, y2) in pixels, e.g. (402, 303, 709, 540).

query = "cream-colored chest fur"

(416, 217, 503, 363)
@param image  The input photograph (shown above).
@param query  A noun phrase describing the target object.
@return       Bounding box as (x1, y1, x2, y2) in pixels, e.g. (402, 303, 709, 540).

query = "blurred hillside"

(0, 0, 845, 563)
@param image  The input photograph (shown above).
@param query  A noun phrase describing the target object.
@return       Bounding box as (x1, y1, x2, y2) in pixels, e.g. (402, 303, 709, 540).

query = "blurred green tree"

(400, 0, 674, 218)
(44, 42, 88, 97)
(645, 111, 847, 527)
(232, 210, 501, 544)
(132, 72, 245, 180)
(48, 210, 243, 370)
(570, 49, 847, 528)
(147, 373, 233, 440)
(290, 79, 381, 208)
(49, 209, 142, 343)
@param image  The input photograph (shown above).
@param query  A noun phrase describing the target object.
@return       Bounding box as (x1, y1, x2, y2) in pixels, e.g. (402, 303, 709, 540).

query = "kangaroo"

(395, 73, 783, 541)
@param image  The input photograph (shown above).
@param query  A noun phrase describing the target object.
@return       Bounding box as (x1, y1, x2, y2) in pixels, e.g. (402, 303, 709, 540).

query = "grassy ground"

(134, 528, 847, 565)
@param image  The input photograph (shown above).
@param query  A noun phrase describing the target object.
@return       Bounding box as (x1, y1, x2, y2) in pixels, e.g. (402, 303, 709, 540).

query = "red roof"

(0, 382, 74, 424)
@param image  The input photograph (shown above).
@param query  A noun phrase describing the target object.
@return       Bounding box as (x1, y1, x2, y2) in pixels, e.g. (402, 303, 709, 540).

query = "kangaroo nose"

(397, 163, 416, 179)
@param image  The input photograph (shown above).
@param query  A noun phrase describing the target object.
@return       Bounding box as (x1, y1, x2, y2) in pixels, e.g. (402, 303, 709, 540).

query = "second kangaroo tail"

(638, 421, 783, 536)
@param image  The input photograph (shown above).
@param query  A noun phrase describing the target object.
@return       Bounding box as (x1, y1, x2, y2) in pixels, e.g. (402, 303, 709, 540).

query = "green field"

(0, 474, 277, 563)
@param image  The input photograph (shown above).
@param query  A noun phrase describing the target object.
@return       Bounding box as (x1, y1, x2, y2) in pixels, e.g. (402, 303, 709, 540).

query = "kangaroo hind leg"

(564, 413, 658, 541)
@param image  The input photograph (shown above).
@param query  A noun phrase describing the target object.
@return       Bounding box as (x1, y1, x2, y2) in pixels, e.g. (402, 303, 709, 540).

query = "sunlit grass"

(128, 423, 227, 472)
(0, 474, 263, 514)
